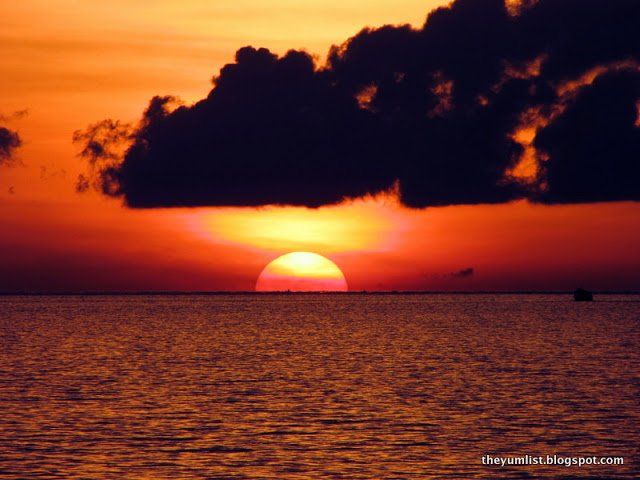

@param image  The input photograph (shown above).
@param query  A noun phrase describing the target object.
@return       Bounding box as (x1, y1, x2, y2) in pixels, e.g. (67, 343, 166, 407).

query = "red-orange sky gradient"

(1, 0, 639, 292)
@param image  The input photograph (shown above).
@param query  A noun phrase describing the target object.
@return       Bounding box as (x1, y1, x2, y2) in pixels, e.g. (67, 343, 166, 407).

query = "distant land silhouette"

(2, 290, 638, 296)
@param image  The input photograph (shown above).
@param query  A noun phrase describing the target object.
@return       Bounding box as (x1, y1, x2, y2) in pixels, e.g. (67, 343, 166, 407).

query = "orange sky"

(1, 0, 639, 292)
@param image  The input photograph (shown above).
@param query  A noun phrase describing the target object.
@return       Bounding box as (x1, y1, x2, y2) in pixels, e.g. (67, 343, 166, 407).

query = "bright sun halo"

(255, 252, 348, 292)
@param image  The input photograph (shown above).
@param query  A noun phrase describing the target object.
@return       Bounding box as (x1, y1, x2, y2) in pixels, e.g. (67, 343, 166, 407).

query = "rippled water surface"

(0, 294, 638, 479)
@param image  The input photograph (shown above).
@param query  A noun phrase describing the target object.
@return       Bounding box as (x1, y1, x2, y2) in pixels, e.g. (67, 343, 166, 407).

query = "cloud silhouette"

(75, 0, 640, 208)
(0, 127, 21, 165)
(535, 68, 640, 203)
(451, 267, 474, 279)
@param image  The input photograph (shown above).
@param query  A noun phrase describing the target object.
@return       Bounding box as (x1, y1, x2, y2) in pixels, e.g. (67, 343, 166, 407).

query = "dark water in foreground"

(0, 294, 638, 479)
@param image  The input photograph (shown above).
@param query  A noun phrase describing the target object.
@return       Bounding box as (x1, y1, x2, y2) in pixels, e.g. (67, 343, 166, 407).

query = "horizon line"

(1, 290, 638, 296)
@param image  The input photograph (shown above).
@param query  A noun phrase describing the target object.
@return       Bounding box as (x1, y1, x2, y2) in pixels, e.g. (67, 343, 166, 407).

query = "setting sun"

(255, 252, 348, 292)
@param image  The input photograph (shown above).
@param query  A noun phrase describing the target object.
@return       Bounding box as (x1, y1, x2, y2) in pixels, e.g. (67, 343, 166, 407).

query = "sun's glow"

(193, 191, 405, 254)
(256, 251, 348, 292)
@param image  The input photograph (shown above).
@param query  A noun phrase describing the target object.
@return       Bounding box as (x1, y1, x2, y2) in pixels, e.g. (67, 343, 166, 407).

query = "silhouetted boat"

(573, 288, 593, 301)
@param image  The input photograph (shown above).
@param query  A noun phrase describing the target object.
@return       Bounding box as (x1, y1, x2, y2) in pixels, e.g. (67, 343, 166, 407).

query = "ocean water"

(0, 294, 638, 479)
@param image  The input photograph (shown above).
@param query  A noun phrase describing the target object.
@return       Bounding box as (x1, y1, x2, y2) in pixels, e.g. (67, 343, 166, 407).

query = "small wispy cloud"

(451, 267, 474, 279)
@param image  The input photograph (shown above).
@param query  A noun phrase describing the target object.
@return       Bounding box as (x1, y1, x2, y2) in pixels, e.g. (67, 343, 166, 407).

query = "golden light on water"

(255, 252, 348, 292)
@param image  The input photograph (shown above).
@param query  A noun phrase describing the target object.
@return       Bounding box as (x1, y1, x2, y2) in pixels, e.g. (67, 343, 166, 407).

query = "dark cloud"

(535, 68, 640, 203)
(76, 57, 393, 207)
(73, 119, 135, 195)
(76, 0, 640, 208)
(451, 268, 475, 279)
(0, 127, 21, 165)
(40, 164, 67, 181)
(0, 110, 28, 122)
(75, 174, 90, 193)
